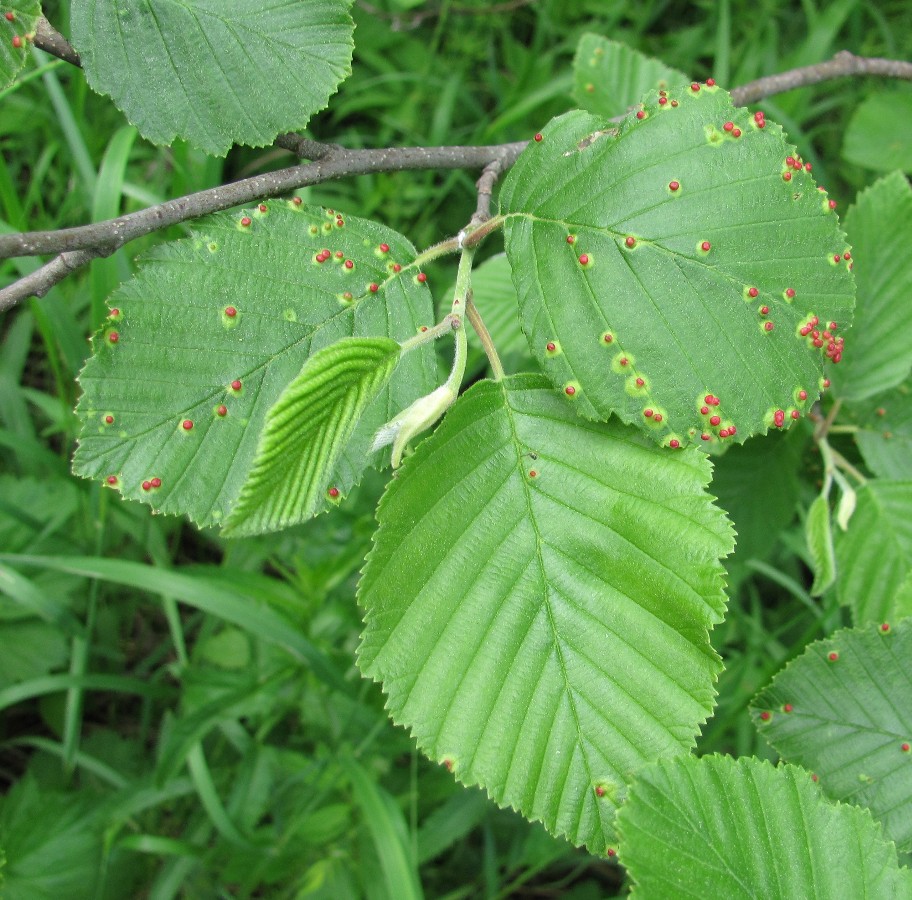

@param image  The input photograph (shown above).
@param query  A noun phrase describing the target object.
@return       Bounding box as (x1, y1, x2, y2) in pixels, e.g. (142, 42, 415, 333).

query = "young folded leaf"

(806, 493, 836, 596)
(223, 337, 401, 536)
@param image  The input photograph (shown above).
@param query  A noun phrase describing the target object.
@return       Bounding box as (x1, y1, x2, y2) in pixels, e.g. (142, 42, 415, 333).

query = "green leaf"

(358, 374, 734, 853)
(70, 0, 355, 156)
(572, 33, 688, 118)
(0, 1, 39, 90)
(73, 202, 437, 530)
(834, 171, 912, 401)
(223, 337, 400, 536)
(843, 93, 912, 173)
(500, 86, 854, 446)
(806, 494, 836, 596)
(615, 755, 912, 899)
(835, 480, 912, 626)
(709, 430, 804, 587)
(851, 383, 912, 480)
(752, 619, 912, 853)
(0, 774, 106, 900)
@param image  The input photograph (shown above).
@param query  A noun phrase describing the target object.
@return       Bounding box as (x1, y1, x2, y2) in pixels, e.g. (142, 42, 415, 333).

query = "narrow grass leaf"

(0, 554, 344, 689)
(343, 756, 423, 900)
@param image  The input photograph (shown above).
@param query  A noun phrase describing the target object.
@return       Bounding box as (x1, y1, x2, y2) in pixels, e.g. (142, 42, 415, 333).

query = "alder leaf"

(0, 0, 39, 89)
(616, 755, 912, 899)
(70, 0, 354, 156)
(709, 430, 804, 588)
(835, 171, 912, 401)
(73, 202, 437, 530)
(572, 34, 688, 118)
(223, 337, 401, 537)
(851, 382, 912, 480)
(806, 494, 836, 596)
(500, 85, 854, 447)
(358, 375, 734, 853)
(752, 619, 912, 853)
(843, 94, 912, 173)
(834, 480, 912, 626)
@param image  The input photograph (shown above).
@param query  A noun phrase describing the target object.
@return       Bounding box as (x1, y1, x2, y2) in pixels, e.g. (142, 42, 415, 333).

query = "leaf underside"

(358, 375, 733, 853)
(70, 0, 355, 155)
(223, 337, 401, 536)
(73, 202, 437, 529)
(836, 171, 912, 401)
(500, 85, 855, 447)
(0, 0, 40, 90)
(572, 33, 688, 118)
(834, 480, 912, 625)
(616, 755, 912, 899)
(753, 620, 912, 853)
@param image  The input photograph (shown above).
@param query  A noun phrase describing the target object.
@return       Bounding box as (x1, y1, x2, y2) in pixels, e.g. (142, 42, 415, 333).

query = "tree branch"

(34, 17, 81, 67)
(2, 51, 911, 312)
(729, 50, 912, 105)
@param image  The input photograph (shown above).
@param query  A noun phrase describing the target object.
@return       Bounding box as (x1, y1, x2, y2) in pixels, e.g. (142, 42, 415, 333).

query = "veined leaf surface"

(616, 755, 912, 898)
(223, 337, 401, 536)
(836, 171, 912, 400)
(753, 620, 912, 852)
(0, 1, 39, 90)
(74, 203, 437, 529)
(358, 375, 734, 852)
(501, 85, 854, 446)
(572, 34, 688, 118)
(851, 382, 912, 480)
(834, 480, 912, 625)
(70, 0, 354, 155)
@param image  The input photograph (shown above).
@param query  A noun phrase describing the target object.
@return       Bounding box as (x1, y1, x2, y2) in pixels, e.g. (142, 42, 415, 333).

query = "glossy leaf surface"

(501, 85, 854, 446)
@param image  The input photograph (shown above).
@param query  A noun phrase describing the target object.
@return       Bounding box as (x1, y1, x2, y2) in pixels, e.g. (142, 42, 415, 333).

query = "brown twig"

(2, 50, 912, 312)
(471, 154, 511, 225)
(730, 50, 912, 105)
(33, 17, 81, 67)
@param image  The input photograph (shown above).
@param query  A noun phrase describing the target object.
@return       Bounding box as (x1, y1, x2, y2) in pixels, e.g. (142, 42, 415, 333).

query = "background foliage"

(1, 0, 912, 897)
